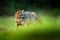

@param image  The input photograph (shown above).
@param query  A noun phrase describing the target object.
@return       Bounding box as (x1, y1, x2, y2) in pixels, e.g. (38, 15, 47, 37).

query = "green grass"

(0, 15, 59, 40)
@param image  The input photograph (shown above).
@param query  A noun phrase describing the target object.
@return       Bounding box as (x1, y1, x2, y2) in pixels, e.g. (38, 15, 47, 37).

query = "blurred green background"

(0, 0, 60, 40)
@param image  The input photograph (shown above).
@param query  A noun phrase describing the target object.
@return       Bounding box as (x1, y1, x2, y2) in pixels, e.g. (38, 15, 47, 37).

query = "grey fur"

(20, 11, 36, 23)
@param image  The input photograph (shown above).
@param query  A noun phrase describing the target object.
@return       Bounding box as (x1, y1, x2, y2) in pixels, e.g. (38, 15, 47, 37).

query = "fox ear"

(18, 10, 20, 12)
(16, 10, 20, 13)
(21, 10, 24, 12)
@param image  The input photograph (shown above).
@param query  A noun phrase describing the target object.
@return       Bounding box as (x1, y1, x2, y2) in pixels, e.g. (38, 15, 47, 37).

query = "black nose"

(20, 14, 25, 19)
(21, 14, 23, 16)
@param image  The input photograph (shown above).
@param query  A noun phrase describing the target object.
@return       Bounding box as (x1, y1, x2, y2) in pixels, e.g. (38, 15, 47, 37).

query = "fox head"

(15, 10, 24, 18)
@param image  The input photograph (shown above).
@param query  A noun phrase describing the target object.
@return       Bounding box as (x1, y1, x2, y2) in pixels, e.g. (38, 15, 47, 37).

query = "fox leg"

(21, 21, 27, 27)
(16, 24, 19, 28)
(16, 23, 18, 28)
(15, 22, 19, 28)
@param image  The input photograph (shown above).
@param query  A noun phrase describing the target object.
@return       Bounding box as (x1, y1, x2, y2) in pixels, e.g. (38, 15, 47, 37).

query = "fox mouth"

(20, 14, 25, 19)
(20, 16, 25, 19)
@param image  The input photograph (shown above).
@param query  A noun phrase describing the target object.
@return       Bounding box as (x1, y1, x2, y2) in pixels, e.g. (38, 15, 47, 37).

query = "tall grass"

(0, 14, 59, 40)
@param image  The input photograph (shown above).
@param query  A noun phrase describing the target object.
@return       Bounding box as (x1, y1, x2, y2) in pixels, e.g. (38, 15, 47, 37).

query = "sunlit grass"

(0, 16, 55, 30)
(0, 15, 59, 40)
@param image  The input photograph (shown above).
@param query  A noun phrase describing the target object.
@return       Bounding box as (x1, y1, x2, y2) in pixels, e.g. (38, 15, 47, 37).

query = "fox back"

(21, 11, 36, 23)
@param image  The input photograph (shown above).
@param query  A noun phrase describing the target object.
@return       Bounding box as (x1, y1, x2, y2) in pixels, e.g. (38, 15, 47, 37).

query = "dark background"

(0, 0, 60, 16)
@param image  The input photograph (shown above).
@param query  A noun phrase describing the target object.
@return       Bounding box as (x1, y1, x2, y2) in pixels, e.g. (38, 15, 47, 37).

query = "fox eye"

(21, 14, 23, 16)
